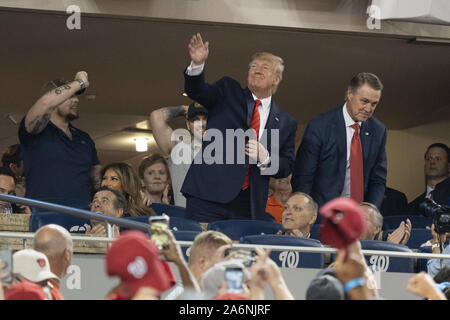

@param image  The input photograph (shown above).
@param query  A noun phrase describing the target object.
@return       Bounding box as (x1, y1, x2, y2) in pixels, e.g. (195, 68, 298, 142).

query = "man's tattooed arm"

(161, 105, 188, 121)
(26, 109, 55, 134)
(149, 105, 188, 156)
(25, 84, 75, 135)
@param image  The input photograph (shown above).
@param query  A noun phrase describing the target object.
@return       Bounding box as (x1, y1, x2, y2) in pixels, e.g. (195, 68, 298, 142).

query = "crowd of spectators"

(0, 34, 448, 301)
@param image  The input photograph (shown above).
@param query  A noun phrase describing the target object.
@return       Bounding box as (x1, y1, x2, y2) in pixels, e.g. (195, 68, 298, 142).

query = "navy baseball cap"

(187, 102, 208, 120)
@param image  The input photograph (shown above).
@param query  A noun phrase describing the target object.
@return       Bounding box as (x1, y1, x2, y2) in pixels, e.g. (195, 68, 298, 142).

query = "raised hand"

(407, 272, 446, 300)
(188, 33, 209, 66)
(160, 230, 183, 265)
(74, 71, 90, 88)
(387, 221, 406, 245)
(85, 223, 107, 236)
(245, 140, 269, 163)
(140, 189, 152, 207)
(400, 218, 412, 245)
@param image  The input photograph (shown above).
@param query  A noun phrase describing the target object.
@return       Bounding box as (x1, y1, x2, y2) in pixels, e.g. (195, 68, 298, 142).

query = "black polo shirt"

(19, 117, 100, 209)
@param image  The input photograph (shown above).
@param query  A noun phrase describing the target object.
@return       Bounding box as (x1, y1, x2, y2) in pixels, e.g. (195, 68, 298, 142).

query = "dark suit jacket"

(434, 177, 450, 206)
(380, 187, 409, 216)
(291, 106, 387, 208)
(408, 177, 450, 214)
(181, 71, 297, 220)
(407, 192, 426, 215)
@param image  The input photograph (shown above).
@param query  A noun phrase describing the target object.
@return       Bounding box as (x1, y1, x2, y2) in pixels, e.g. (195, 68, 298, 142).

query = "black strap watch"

(76, 78, 86, 90)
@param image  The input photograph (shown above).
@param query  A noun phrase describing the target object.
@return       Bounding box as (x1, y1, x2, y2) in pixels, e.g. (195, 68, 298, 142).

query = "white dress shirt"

(340, 103, 362, 199)
(425, 185, 434, 199)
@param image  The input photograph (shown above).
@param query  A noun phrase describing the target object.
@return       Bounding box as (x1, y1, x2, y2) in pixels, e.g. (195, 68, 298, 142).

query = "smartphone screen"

(149, 215, 170, 250)
(224, 248, 256, 267)
(225, 267, 244, 293)
(0, 249, 13, 284)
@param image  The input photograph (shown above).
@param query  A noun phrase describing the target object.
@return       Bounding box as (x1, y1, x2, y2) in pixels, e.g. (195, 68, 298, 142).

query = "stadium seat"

(310, 224, 321, 241)
(382, 215, 432, 230)
(29, 212, 91, 233)
(150, 203, 186, 218)
(384, 228, 432, 250)
(172, 230, 201, 241)
(241, 235, 325, 269)
(122, 216, 203, 232)
(359, 240, 414, 273)
(207, 220, 283, 241)
(416, 246, 432, 273)
(172, 230, 202, 262)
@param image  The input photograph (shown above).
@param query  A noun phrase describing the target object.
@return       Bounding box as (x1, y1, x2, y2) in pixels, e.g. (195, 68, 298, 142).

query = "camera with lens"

(419, 199, 450, 234)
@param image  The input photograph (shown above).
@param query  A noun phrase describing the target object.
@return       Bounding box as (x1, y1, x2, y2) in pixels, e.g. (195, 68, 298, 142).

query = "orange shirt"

(265, 195, 284, 224)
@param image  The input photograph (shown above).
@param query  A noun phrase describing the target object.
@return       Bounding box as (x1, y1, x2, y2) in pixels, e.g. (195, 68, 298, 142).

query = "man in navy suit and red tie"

(181, 33, 297, 222)
(291, 73, 387, 209)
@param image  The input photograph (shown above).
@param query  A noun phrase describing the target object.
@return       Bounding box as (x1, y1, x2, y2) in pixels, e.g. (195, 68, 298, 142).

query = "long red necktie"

(242, 99, 261, 190)
(350, 123, 364, 202)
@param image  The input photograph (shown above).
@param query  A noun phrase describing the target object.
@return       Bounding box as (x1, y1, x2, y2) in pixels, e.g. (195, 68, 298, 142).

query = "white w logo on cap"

(127, 256, 148, 279)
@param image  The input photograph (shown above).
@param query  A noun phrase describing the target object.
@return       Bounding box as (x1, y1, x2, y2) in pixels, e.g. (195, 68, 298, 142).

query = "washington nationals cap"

(319, 197, 366, 250)
(106, 231, 175, 297)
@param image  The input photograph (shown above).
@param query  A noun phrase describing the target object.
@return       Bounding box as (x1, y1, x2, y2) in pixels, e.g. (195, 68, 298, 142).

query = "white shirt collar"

(426, 185, 434, 198)
(342, 103, 362, 128)
(252, 93, 271, 111)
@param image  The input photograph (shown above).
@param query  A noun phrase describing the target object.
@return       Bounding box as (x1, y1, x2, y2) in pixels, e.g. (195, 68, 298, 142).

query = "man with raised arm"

(19, 72, 101, 210)
(181, 33, 297, 222)
(150, 102, 208, 207)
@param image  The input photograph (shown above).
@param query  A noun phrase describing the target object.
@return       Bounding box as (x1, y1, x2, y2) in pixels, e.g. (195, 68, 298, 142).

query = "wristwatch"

(76, 78, 86, 90)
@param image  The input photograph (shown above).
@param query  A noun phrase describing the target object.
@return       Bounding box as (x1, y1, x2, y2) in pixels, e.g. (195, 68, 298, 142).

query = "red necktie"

(242, 99, 261, 190)
(350, 123, 364, 202)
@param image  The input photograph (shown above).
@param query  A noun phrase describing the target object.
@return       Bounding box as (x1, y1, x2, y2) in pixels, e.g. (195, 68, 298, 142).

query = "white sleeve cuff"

(186, 62, 205, 76)
(257, 155, 271, 170)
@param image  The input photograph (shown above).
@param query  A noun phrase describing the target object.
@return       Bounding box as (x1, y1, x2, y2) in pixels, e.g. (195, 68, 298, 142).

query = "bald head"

(359, 202, 383, 240)
(33, 224, 73, 279)
(34, 224, 72, 255)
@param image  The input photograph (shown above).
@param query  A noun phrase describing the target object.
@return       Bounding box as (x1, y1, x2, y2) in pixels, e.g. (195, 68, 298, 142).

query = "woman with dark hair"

(138, 154, 172, 205)
(101, 162, 155, 217)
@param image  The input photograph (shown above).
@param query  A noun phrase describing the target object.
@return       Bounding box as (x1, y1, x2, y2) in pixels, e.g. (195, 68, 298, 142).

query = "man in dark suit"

(181, 33, 297, 222)
(408, 143, 450, 214)
(380, 187, 409, 216)
(291, 73, 387, 209)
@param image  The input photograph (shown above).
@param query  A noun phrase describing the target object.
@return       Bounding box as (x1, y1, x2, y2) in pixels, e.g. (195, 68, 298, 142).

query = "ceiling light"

(135, 137, 148, 152)
(413, 37, 450, 44)
(182, 92, 188, 97)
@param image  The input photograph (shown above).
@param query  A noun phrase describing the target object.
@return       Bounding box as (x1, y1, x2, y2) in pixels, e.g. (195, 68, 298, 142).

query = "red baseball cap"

(5, 280, 47, 300)
(319, 197, 366, 249)
(214, 292, 249, 300)
(106, 231, 175, 297)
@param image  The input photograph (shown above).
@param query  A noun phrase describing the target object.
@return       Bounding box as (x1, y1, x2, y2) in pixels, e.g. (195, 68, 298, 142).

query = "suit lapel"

(334, 108, 347, 174)
(261, 101, 280, 151)
(360, 119, 372, 163)
(265, 101, 280, 131)
(245, 88, 255, 126)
